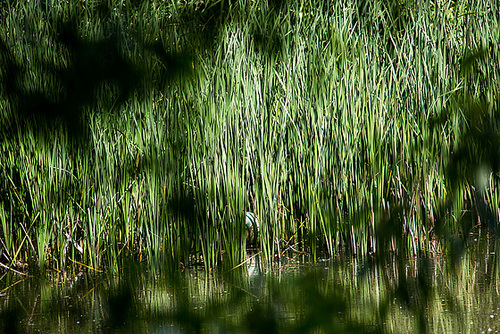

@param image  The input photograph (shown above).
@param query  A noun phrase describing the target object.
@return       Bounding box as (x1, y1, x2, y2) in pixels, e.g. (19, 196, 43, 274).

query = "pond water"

(1, 237, 500, 333)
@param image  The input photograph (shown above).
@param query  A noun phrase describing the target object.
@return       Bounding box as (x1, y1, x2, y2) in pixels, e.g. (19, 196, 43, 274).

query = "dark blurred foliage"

(0, 0, 294, 146)
(0, 0, 193, 144)
(436, 46, 500, 235)
(372, 43, 498, 332)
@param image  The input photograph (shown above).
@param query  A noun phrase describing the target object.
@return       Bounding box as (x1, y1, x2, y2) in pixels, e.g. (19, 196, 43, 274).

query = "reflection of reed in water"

(245, 212, 259, 247)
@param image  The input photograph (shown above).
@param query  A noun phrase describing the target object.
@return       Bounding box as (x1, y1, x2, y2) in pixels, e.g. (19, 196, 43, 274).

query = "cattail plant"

(0, 0, 498, 272)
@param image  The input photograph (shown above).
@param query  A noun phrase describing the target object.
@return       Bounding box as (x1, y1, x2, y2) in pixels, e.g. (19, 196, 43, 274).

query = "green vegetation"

(0, 0, 499, 273)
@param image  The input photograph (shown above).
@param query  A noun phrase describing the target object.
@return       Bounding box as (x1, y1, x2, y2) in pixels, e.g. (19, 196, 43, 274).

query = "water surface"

(1, 239, 500, 333)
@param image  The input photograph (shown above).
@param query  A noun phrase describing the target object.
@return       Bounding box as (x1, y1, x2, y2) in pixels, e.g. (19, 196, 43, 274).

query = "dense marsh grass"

(0, 0, 499, 272)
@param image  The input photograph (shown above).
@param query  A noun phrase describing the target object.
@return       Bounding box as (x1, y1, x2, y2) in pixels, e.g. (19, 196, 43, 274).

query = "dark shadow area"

(0, 307, 20, 334)
(0, 1, 193, 145)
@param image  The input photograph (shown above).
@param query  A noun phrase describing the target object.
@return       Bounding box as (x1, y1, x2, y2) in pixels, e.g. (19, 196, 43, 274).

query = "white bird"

(245, 212, 259, 246)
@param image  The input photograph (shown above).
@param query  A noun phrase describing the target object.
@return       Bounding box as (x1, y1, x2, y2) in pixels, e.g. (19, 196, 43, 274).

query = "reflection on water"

(2, 239, 500, 333)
